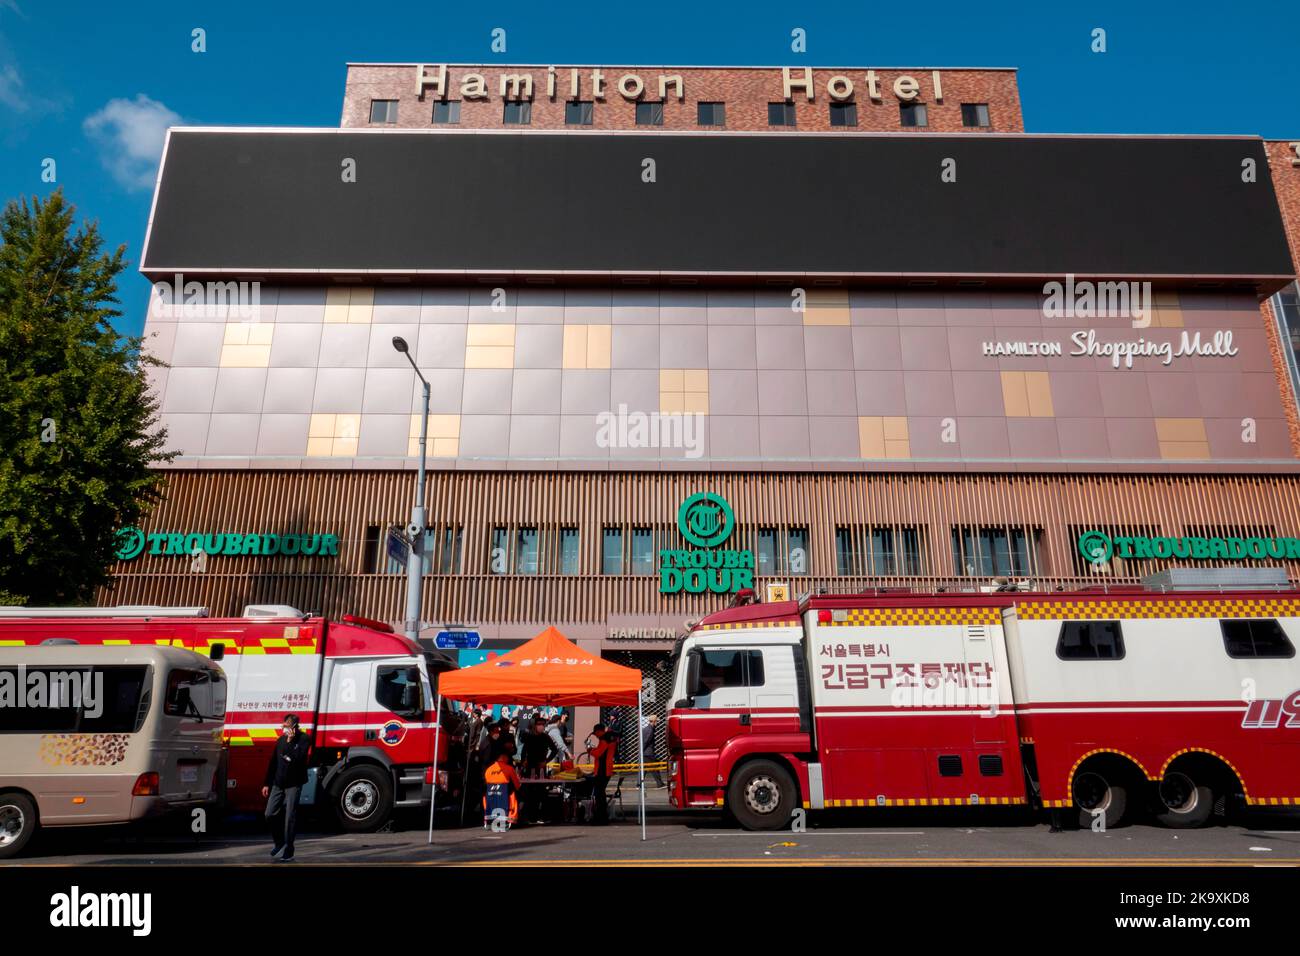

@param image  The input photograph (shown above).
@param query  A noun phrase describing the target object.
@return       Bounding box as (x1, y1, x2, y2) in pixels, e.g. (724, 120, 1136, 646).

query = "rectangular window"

(756, 527, 779, 576)
(787, 527, 809, 575)
(362, 524, 381, 573)
(503, 100, 532, 125)
(369, 99, 398, 124)
(697, 101, 725, 126)
(692, 649, 764, 694)
(835, 527, 858, 576)
(829, 102, 858, 127)
(961, 103, 991, 127)
(439, 525, 463, 574)
(165, 668, 226, 721)
(375, 665, 423, 719)
(870, 527, 895, 576)
(432, 100, 461, 124)
(0, 666, 150, 733)
(490, 526, 509, 574)
(565, 100, 593, 125)
(1057, 621, 1125, 660)
(418, 528, 437, 575)
(952, 527, 1037, 577)
(559, 527, 580, 575)
(768, 102, 796, 126)
(602, 527, 623, 575)
(900, 102, 928, 128)
(635, 101, 664, 126)
(897, 528, 923, 575)
(515, 526, 540, 575)
(1221, 619, 1296, 659)
(630, 526, 655, 575)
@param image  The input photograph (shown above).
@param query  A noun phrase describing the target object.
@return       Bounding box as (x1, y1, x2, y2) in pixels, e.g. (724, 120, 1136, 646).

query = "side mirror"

(209, 643, 225, 662)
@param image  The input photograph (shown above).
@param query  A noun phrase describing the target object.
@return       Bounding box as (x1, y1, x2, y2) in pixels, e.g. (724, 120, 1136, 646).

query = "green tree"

(0, 189, 171, 606)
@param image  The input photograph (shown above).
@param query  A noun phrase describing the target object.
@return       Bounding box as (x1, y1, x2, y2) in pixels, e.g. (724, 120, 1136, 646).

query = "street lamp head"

(391, 336, 410, 354)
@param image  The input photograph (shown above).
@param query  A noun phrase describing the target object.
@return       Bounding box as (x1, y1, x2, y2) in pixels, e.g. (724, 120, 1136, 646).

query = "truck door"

(320, 658, 375, 749)
(675, 647, 760, 800)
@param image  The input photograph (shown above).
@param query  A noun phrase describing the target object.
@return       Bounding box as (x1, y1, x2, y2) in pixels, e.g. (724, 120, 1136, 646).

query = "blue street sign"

(386, 527, 410, 566)
(436, 630, 482, 650)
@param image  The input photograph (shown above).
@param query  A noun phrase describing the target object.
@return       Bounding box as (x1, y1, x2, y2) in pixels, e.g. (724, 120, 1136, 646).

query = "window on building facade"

(951, 526, 1039, 577)
(602, 527, 623, 575)
(369, 99, 398, 124)
(432, 100, 461, 124)
(899, 102, 928, 128)
(756, 527, 779, 576)
(558, 527, 581, 575)
(829, 102, 858, 127)
(836, 526, 925, 575)
(1268, 284, 1300, 404)
(515, 526, 540, 574)
(787, 527, 809, 575)
(630, 526, 655, 574)
(438, 525, 463, 574)
(490, 526, 510, 574)
(636, 101, 665, 126)
(697, 101, 725, 126)
(768, 102, 796, 126)
(961, 103, 991, 127)
(503, 100, 532, 125)
(565, 100, 594, 125)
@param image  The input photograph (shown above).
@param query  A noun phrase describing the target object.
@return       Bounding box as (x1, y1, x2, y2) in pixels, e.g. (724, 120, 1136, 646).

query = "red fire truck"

(667, 578, 1300, 830)
(0, 605, 459, 832)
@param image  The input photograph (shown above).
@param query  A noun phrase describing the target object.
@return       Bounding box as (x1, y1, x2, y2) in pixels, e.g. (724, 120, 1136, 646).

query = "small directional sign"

(435, 630, 482, 650)
(386, 526, 410, 566)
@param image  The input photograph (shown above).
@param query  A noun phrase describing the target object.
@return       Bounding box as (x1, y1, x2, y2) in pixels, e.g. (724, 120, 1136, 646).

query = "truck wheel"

(1072, 769, 1128, 830)
(1153, 771, 1216, 829)
(0, 793, 38, 860)
(727, 760, 797, 831)
(331, 766, 393, 833)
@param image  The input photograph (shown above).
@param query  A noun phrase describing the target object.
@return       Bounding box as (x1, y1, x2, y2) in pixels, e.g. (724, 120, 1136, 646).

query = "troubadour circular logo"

(1077, 530, 1114, 565)
(677, 493, 735, 548)
(114, 526, 146, 561)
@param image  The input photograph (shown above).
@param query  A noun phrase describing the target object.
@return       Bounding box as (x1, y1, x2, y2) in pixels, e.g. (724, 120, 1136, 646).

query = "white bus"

(0, 644, 226, 858)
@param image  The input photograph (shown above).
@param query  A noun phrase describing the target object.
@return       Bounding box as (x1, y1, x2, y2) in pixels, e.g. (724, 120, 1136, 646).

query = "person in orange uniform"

(483, 751, 521, 829)
(588, 723, 617, 826)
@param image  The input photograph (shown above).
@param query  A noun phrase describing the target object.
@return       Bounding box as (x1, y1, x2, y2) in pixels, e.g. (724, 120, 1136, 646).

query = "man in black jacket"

(262, 714, 311, 862)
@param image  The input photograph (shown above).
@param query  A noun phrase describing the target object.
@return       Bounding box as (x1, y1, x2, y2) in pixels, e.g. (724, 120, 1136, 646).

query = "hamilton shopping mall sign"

(660, 493, 755, 595)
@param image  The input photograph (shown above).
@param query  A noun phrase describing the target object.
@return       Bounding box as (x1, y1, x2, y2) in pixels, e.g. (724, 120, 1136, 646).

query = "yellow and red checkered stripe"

(696, 620, 799, 632)
(224, 727, 282, 748)
(811, 795, 1026, 808)
(1016, 598, 1300, 622)
(821, 606, 1003, 627)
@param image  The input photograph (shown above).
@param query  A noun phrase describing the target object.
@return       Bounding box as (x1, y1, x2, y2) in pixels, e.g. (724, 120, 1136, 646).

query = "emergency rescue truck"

(0, 605, 458, 832)
(667, 573, 1300, 830)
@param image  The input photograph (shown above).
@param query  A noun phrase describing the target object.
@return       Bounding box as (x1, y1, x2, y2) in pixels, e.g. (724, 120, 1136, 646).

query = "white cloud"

(0, 63, 27, 111)
(83, 94, 182, 191)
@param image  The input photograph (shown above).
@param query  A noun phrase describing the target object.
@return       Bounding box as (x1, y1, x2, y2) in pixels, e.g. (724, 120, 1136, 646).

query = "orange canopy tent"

(429, 626, 648, 839)
(438, 626, 641, 706)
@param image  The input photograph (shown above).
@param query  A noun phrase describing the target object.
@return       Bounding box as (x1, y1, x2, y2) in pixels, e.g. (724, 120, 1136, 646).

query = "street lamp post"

(393, 336, 430, 644)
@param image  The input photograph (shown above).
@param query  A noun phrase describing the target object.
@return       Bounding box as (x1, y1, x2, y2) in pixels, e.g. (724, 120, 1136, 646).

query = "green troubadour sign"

(114, 527, 340, 561)
(1078, 530, 1300, 564)
(660, 493, 755, 594)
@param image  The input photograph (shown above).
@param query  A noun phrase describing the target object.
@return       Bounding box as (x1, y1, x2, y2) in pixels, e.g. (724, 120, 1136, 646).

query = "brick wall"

(341, 63, 1023, 133)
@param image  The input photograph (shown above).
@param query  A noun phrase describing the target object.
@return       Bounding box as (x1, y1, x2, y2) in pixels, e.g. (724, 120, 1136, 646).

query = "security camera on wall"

(406, 522, 422, 540)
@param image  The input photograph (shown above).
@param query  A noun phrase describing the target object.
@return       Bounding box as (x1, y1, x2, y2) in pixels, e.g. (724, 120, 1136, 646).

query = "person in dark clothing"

(262, 714, 311, 861)
(488, 720, 516, 763)
(520, 717, 559, 823)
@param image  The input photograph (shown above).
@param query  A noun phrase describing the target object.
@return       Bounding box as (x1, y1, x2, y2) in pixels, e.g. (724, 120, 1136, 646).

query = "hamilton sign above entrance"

(659, 493, 756, 595)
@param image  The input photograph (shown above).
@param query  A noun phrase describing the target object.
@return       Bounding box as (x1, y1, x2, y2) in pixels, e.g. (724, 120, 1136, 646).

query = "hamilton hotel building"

(115, 60, 1300, 698)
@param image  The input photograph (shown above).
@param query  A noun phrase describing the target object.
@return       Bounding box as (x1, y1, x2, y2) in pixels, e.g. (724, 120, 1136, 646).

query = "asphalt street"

(8, 790, 1300, 867)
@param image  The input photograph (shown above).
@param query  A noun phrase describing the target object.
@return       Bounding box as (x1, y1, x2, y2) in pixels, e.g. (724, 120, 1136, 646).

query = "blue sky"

(1, 0, 1297, 338)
